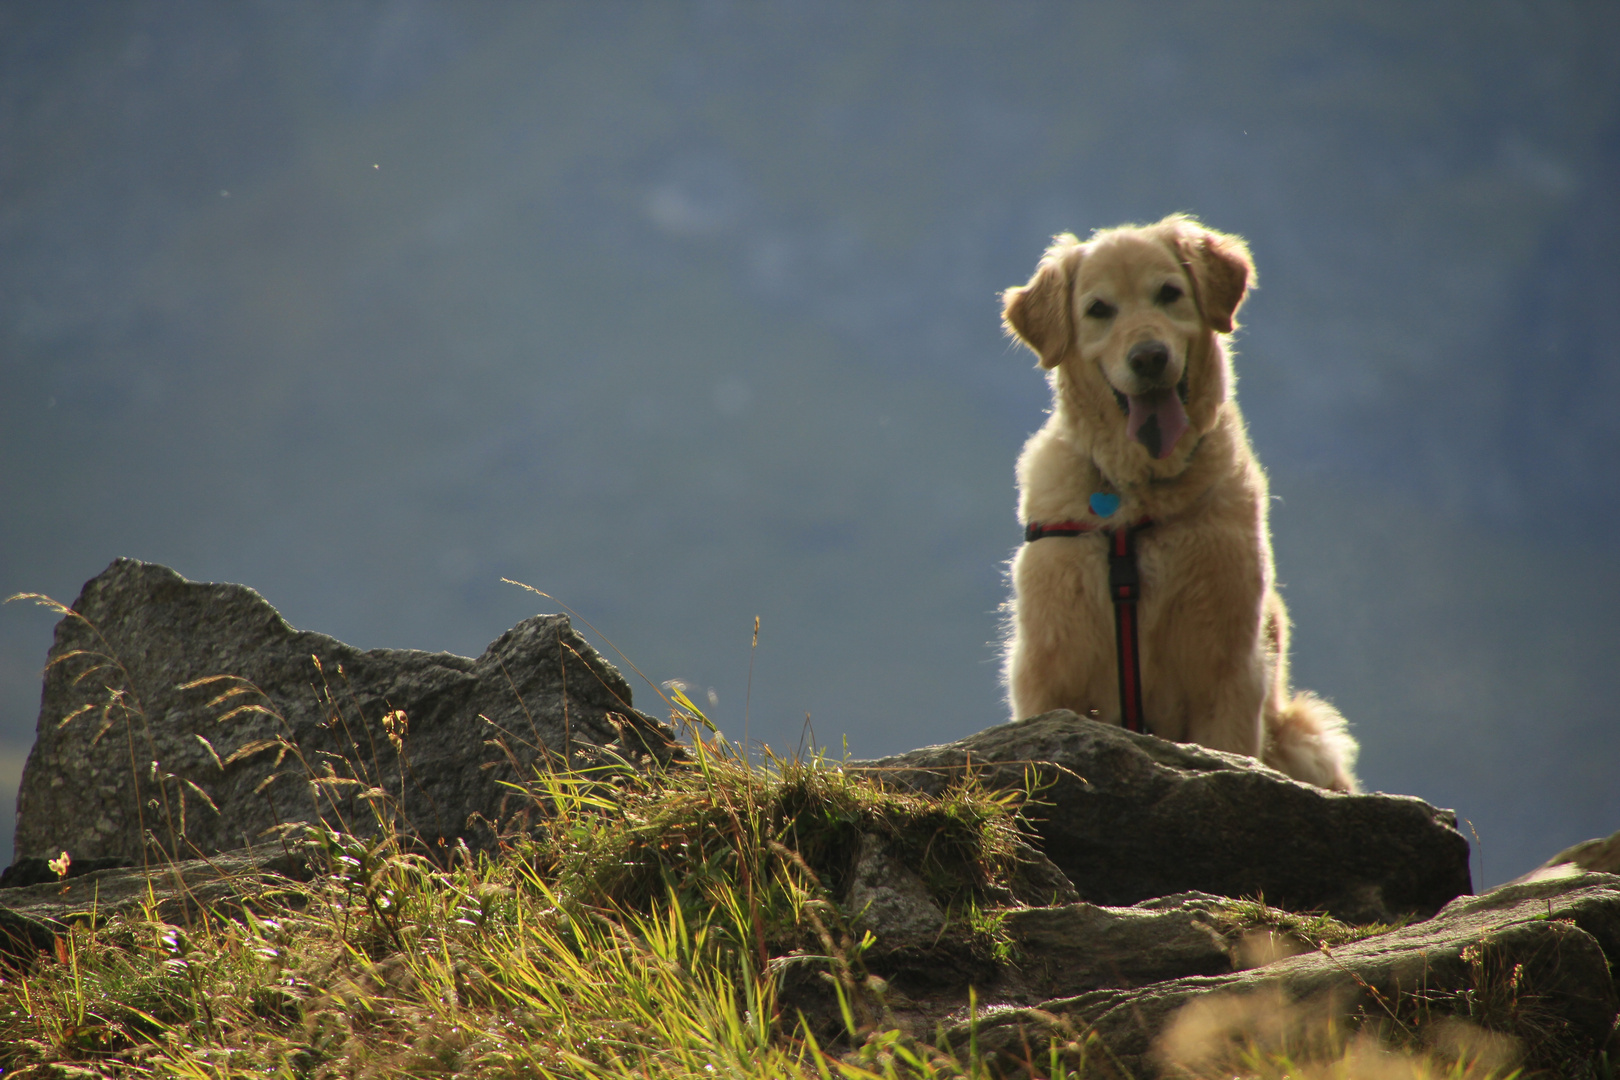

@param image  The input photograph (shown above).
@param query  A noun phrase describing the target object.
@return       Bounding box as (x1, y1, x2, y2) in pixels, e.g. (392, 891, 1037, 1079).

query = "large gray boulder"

(12, 559, 679, 863)
(856, 712, 1472, 923)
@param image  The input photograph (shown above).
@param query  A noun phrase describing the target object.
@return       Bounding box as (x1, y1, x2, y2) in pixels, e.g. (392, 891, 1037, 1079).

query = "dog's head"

(1002, 214, 1253, 480)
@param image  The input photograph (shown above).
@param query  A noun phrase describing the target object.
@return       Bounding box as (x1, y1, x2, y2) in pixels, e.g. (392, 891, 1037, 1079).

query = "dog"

(999, 214, 1359, 792)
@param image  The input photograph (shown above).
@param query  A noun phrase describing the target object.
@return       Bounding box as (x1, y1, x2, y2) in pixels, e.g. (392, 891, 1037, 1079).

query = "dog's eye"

(1156, 283, 1184, 305)
(1085, 299, 1117, 319)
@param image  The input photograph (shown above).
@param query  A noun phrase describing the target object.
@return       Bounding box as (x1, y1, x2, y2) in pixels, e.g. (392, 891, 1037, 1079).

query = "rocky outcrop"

(12, 559, 679, 863)
(13, 560, 1612, 1076)
(947, 873, 1620, 1078)
(856, 713, 1472, 923)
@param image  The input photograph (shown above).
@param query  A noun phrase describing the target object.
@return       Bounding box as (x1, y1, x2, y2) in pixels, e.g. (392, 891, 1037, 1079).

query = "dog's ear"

(1003, 235, 1081, 369)
(1175, 224, 1254, 334)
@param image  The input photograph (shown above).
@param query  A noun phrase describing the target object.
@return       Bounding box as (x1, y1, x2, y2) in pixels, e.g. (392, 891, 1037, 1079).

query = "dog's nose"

(1128, 340, 1170, 381)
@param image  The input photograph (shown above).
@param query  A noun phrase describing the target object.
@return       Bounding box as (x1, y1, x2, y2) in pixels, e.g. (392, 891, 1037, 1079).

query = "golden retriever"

(1000, 214, 1359, 792)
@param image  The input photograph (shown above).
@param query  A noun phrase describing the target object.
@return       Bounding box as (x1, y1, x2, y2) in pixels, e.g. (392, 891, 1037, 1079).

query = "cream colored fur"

(1000, 215, 1359, 792)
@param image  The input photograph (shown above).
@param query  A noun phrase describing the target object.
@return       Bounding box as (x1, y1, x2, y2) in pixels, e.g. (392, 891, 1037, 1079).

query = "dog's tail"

(1263, 692, 1360, 793)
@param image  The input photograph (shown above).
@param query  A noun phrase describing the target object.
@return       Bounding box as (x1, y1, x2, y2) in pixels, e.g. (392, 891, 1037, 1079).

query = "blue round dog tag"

(1089, 492, 1120, 518)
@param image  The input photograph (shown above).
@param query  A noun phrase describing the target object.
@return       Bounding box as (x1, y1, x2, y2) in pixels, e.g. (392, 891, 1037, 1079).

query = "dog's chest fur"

(1012, 405, 1273, 742)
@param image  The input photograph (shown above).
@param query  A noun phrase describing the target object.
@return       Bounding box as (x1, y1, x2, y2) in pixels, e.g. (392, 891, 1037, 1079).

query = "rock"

(845, 832, 947, 951)
(1518, 828, 1620, 882)
(1007, 839, 1082, 909)
(856, 712, 1471, 923)
(0, 855, 135, 889)
(12, 559, 680, 864)
(827, 892, 1248, 1049)
(0, 905, 60, 967)
(825, 831, 1082, 1015)
(949, 872, 1620, 1079)
(0, 845, 321, 970)
(0, 847, 314, 932)
(993, 894, 1236, 1001)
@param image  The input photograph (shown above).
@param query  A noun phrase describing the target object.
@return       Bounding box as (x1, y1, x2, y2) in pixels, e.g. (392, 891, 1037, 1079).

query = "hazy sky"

(3, 2, 1617, 882)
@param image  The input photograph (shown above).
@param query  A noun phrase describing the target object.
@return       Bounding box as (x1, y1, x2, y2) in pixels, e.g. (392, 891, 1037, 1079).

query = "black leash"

(1024, 517, 1153, 733)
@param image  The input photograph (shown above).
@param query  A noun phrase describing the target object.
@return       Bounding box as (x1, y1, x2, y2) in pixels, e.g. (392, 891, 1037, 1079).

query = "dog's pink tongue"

(1126, 390, 1190, 459)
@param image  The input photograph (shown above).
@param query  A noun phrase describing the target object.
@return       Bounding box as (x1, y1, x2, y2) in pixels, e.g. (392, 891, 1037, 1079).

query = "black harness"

(1023, 517, 1154, 733)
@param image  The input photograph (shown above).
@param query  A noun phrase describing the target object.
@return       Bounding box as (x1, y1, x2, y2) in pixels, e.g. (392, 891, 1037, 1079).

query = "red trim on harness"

(1110, 526, 1146, 733)
(1023, 516, 1154, 734)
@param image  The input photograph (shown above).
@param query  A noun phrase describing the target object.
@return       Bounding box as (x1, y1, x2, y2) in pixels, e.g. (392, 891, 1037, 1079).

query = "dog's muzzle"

(1109, 340, 1191, 460)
